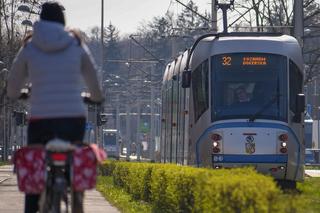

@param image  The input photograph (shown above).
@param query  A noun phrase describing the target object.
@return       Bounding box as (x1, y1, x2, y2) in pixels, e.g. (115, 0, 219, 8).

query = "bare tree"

(0, 0, 43, 66)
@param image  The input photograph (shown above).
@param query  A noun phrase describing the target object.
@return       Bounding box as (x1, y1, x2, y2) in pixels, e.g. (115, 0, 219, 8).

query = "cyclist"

(7, 2, 103, 213)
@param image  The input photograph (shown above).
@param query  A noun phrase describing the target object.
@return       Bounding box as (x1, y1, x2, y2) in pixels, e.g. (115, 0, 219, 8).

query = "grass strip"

(305, 165, 320, 170)
(96, 176, 152, 213)
(296, 177, 320, 212)
(0, 161, 10, 166)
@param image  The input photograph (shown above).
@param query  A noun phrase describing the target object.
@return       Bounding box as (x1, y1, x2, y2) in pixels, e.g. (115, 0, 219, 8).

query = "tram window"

(218, 83, 265, 107)
(289, 60, 303, 114)
(211, 53, 287, 122)
(192, 60, 209, 121)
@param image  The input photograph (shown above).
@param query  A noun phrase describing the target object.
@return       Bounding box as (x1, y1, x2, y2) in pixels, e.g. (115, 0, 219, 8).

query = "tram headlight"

(211, 133, 222, 153)
(281, 142, 287, 148)
(212, 141, 220, 153)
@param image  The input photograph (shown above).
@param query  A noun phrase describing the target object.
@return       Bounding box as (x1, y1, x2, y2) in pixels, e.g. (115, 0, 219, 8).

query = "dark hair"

(40, 2, 65, 26)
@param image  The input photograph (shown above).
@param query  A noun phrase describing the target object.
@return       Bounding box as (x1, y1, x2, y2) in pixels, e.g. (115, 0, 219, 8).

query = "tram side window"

(192, 60, 209, 121)
(289, 60, 303, 115)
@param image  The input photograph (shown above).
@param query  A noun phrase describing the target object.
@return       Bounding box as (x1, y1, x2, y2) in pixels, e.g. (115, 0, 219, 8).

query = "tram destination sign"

(221, 55, 268, 66)
(242, 56, 267, 66)
(214, 53, 280, 71)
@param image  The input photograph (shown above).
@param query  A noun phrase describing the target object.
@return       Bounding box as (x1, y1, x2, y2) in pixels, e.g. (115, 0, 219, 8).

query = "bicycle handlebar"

(19, 90, 103, 105)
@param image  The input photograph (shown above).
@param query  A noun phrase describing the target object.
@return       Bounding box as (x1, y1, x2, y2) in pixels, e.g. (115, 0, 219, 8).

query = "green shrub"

(98, 160, 116, 176)
(111, 162, 154, 201)
(99, 161, 281, 213)
(112, 162, 130, 188)
(193, 169, 280, 213)
(97, 176, 152, 213)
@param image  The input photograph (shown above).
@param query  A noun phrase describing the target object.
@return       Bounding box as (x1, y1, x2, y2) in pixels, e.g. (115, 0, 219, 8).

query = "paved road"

(0, 165, 120, 213)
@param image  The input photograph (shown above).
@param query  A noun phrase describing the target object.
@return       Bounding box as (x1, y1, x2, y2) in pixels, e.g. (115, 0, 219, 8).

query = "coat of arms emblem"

(245, 135, 255, 154)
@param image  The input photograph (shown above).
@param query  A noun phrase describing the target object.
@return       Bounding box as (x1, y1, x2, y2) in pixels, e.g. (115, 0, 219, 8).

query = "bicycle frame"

(39, 139, 81, 213)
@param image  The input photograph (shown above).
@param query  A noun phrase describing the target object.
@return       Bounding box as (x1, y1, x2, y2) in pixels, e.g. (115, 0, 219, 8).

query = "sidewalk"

(0, 165, 120, 213)
(305, 169, 320, 177)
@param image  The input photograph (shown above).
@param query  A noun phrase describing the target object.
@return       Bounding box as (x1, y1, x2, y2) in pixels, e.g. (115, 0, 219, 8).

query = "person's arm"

(81, 43, 104, 102)
(7, 47, 28, 100)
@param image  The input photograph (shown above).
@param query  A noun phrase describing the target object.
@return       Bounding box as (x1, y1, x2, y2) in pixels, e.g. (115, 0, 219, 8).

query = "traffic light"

(13, 111, 27, 126)
(97, 113, 108, 126)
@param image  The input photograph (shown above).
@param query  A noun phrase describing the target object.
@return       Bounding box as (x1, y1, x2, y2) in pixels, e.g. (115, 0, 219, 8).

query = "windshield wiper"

(248, 94, 281, 122)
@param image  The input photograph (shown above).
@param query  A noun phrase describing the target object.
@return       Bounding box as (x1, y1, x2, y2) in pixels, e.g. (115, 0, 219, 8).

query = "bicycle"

(14, 90, 104, 213)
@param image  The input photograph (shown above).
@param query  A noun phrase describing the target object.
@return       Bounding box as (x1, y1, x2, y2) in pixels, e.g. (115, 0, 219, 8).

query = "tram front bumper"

(212, 154, 288, 179)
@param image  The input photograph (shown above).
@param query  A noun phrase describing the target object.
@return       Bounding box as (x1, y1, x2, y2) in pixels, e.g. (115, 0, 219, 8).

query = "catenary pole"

(294, 0, 304, 47)
(211, 0, 217, 33)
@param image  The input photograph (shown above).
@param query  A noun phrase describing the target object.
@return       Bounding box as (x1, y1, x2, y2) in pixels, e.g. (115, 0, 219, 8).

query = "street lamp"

(17, 5, 39, 15)
(21, 19, 33, 27)
(18, 4, 38, 37)
(0, 67, 8, 161)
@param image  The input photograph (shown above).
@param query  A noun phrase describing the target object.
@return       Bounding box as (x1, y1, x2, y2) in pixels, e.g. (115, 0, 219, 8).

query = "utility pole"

(97, 0, 104, 146)
(3, 99, 7, 161)
(101, 0, 104, 73)
(116, 94, 120, 158)
(149, 65, 156, 162)
(171, 35, 177, 58)
(0, 1, 2, 49)
(211, 0, 217, 33)
(125, 103, 131, 161)
(136, 100, 141, 161)
(293, 0, 304, 47)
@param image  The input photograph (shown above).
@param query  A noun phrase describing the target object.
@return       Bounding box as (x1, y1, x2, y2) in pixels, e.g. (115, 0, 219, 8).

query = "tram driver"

(234, 85, 251, 103)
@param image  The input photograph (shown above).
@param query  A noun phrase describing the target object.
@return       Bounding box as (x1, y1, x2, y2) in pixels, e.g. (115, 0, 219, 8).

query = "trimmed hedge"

(100, 161, 282, 213)
(97, 176, 152, 213)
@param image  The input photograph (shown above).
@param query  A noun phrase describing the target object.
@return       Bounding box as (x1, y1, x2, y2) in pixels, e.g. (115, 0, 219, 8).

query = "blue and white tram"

(161, 33, 305, 186)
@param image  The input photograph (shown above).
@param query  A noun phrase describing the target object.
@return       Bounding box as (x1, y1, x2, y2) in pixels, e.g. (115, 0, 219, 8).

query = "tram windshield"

(211, 53, 288, 122)
(103, 131, 117, 146)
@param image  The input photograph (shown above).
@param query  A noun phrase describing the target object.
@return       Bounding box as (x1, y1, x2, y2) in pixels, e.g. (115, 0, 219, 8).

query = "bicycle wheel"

(51, 190, 62, 213)
(71, 190, 84, 213)
(39, 188, 60, 213)
(39, 189, 51, 213)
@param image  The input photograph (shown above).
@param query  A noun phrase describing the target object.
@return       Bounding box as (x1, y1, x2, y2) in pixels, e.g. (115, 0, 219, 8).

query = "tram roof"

(163, 33, 303, 84)
(163, 63, 171, 82)
(192, 34, 303, 70)
(162, 50, 189, 84)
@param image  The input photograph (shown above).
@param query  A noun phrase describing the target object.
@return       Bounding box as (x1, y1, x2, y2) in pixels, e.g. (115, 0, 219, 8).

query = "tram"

(102, 129, 119, 158)
(161, 33, 305, 186)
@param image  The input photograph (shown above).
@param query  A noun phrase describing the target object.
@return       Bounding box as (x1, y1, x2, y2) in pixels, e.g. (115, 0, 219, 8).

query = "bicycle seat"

(46, 138, 76, 152)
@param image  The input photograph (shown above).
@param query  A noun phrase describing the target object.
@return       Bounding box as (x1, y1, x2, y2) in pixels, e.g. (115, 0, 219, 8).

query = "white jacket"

(7, 20, 103, 119)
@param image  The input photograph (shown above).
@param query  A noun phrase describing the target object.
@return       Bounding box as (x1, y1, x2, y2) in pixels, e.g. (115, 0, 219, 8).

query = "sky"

(58, 0, 212, 36)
